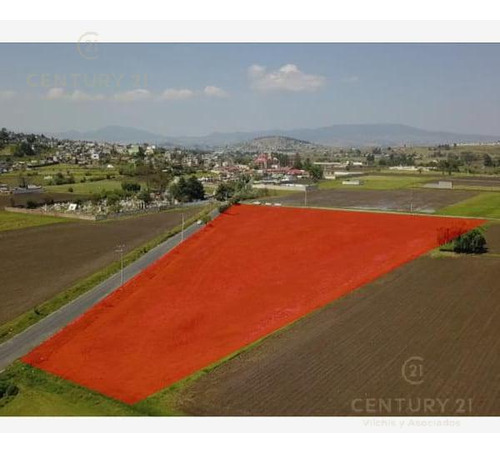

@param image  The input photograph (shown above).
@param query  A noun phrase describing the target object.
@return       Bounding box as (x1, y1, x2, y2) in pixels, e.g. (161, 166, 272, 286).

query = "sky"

(0, 43, 499, 137)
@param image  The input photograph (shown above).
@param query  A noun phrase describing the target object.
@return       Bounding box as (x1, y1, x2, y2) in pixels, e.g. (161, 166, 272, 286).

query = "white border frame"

(0, 19, 499, 435)
(0, 20, 500, 43)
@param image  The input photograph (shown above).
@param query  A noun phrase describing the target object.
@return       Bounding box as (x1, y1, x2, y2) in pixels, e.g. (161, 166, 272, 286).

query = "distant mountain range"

(54, 126, 171, 145)
(52, 124, 500, 148)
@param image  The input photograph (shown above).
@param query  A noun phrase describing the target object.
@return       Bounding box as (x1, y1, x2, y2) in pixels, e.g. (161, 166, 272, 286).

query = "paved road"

(0, 209, 219, 371)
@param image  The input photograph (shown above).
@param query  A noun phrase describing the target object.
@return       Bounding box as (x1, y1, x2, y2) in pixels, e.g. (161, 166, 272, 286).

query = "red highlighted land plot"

(23, 205, 484, 403)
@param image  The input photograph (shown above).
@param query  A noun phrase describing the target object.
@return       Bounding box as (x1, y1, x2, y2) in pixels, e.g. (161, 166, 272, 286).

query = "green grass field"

(319, 174, 433, 190)
(47, 179, 127, 194)
(0, 145, 15, 156)
(437, 192, 500, 219)
(0, 164, 122, 191)
(0, 363, 141, 416)
(0, 210, 71, 232)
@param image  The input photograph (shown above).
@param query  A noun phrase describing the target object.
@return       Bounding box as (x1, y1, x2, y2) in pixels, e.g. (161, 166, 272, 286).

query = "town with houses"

(1, 127, 499, 219)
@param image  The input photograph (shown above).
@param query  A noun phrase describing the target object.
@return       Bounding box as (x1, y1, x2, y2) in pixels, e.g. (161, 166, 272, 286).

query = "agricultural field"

(484, 222, 500, 253)
(319, 174, 434, 190)
(176, 248, 500, 416)
(437, 192, 500, 219)
(0, 192, 82, 209)
(21, 205, 481, 404)
(0, 210, 71, 233)
(443, 176, 500, 190)
(46, 179, 126, 194)
(0, 164, 119, 186)
(0, 206, 204, 326)
(264, 188, 479, 213)
(0, 164, 128, 195)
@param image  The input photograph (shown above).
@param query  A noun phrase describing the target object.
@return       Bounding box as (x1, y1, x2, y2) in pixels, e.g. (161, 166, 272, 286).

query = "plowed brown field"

(0, 207, 202, 324)
(265, 188, 478, 213)
(177, 250, 500, 416)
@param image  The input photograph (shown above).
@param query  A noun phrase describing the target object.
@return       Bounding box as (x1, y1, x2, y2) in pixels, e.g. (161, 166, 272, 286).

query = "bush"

(0, 380, 19, 399)
(218, 203, 230, 213)
(200, 214, 211, 224)
(137, 190, 152, 204)
(68, 187, 74, 192)
(453, 229, 487, 254)
(121, 181, 141, 193)
(26, 200, 37, 209)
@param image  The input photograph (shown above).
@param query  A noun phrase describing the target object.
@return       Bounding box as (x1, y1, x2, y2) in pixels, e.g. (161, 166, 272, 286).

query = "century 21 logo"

(77, 32, 99, 60)
(401, 356, 424, 385)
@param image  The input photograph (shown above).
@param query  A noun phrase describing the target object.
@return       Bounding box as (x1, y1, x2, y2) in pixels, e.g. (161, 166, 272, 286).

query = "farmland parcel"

(23, 205, 482, 403)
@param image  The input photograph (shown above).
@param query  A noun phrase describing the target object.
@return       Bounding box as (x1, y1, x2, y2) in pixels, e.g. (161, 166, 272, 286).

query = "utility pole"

(115, 244, 125, 286)
(410, 184, 414, 214)
(181, 213, 185, 242)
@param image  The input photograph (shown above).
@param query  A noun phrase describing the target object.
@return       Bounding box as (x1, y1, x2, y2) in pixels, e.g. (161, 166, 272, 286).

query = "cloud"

(0, 90, 16, 100)
(342, 75, 360, 83)
(45, 87, 66, 100)
(248, 64, 325, 92)
(114, 89, 152, 102)
(203, 85, 229, 98)
(69, 90, 105, 101)
(159, 88, 196, 101)
(40, 86, 229, 103)
(44, 88, 105, 101)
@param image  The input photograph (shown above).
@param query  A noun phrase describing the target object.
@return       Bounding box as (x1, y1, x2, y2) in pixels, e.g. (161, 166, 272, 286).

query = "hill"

(230, 136, 324, 153)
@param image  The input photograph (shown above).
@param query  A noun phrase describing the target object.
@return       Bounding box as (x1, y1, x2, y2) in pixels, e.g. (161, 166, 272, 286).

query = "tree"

(150, 169, 172, 192)
(484, 153, 494, 167)
(186, 175, 205, 201)
(137, 190, 152, 204)
(461, 151, 475, 173)
(437, 157, 459, 175)
(13, 142, 34, 157)
(0, 128, 8, 142)
(308, 164, 324, 182)
(170, 176, 205, 202)
(121, 181, 141, 193)
(170, 177, 188, 202)
(292, 153, 303, 170)
(215, 182, 235, 201)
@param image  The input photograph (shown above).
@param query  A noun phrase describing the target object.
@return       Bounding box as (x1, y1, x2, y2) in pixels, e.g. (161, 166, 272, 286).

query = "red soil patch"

(23, 205, 484, 403)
